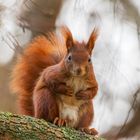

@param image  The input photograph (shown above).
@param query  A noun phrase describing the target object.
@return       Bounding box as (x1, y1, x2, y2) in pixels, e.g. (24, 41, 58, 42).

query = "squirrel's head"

(62, 27, 98, 77)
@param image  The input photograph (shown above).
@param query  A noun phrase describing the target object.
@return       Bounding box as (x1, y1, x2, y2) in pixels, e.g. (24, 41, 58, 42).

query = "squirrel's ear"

(61, 26, 73, 51)
(86, 28, 98, 55)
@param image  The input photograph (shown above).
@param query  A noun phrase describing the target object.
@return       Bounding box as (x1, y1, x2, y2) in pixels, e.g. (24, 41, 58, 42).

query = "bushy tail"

(10, 32, 67, 116)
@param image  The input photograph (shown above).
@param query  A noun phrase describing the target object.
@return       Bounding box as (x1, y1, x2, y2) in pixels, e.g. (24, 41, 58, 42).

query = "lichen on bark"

(0, 112, 105, 140)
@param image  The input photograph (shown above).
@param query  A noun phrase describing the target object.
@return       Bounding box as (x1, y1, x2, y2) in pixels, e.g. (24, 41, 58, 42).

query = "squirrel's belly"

(58, 77, 90, 127)
(59, 103, 79, 127)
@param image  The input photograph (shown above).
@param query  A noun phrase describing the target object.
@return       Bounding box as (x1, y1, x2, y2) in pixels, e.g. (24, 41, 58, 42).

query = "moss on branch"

(0, 112, 105, 140)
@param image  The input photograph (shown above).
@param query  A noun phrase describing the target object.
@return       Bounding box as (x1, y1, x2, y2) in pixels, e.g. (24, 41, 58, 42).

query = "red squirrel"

(11, 26, 98, 135)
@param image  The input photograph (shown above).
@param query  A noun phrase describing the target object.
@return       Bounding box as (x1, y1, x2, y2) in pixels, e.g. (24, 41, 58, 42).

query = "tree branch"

(0, 112, 105, 140)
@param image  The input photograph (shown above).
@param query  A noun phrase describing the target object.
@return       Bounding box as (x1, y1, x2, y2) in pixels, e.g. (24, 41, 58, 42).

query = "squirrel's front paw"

(65, 86, 73, 96)
(75, 89, 93, 100)
(75, 91, 88, 100)
(52, 82, 73, 96)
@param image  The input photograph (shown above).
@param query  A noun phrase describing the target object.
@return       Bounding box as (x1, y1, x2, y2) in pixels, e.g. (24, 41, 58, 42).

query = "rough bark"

(0, 112, 105, 140)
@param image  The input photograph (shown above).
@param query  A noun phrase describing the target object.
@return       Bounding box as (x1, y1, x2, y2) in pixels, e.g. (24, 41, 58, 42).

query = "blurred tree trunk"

(0, 0, 63, 113)
(19, 0, 63, 36)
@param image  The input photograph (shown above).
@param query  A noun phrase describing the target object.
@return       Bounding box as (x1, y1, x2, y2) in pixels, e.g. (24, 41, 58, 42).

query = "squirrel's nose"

(76, 68, 82, 75)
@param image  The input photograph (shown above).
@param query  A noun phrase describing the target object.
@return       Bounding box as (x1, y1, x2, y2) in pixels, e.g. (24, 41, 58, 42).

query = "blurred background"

(0, 0, 140, 139)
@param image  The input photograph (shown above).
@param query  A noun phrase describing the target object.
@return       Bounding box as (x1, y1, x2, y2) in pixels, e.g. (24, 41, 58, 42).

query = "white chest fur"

(59, 103, 79, 127)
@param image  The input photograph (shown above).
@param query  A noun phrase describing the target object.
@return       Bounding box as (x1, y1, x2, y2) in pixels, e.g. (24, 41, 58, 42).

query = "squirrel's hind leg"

(33, 87, 59, 122)
(76, 101, 98, 135)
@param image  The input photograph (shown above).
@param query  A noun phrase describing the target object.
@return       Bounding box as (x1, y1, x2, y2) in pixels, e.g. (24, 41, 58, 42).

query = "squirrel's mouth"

(71, 70, 87, 77)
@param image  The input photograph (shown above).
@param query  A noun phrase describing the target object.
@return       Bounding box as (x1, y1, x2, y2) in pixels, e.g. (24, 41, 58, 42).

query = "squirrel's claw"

(53, 117, 67, 127)
(75, 91, 86, 100)
(64, 86, 73, 96)
(79, 127, 98, 135)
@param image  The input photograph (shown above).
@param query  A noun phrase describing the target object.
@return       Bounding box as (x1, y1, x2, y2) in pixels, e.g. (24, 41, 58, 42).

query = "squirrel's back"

(11, 33, 66, 115)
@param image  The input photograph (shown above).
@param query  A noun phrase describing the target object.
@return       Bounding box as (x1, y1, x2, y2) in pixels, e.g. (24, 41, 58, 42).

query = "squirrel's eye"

(88, 58, 91, 63)
(68, 55, 72, 61)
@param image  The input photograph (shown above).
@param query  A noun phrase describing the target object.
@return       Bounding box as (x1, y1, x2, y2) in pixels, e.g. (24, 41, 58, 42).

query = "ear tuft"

(86, 27, 99, 54)
(61, 26, 73, 51)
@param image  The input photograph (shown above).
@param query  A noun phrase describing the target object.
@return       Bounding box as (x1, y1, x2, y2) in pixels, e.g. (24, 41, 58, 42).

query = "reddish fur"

(11, 35, 66, 116)
(11, 27, 98, 134)
(77, 101, 94, 128)
(33, 87, 59, 122)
